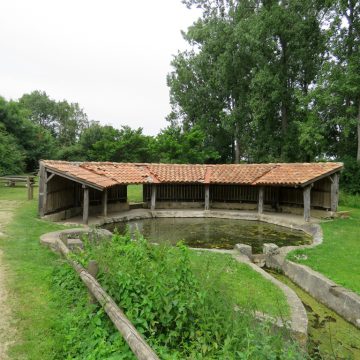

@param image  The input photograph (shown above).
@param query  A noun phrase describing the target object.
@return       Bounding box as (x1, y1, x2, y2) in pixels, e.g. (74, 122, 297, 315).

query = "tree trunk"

(357, 100, 360, 163)
(234, 123, 240, 164)
(281, 101, 288, 135)
(234, 138, 240, 164)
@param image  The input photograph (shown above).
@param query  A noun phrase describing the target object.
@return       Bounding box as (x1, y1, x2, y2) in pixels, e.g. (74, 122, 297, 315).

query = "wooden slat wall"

(46, 176, 127, 214)
(47, 175, 332, 214)
(144, 179, 331, 209)
(77, 185, 127, 205)
(311, 178, 331, 208)
(46, 176, 76, 213)
(143, 184, 205, 201)
(210, 185, 258, 202)
(279, 178, 331, 209)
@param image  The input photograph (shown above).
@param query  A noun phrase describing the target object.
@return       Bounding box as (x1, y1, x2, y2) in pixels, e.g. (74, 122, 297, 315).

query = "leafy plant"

(74, 231, 306, 359)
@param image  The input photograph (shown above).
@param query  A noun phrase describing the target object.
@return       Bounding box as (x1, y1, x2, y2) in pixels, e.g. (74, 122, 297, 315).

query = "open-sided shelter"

(38, 160, 343, 223)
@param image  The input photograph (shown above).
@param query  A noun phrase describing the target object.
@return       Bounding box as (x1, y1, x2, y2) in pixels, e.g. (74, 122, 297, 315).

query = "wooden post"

(102, 188, 108, 217)
(38, 162, 46, 216)
(330, 173, 339, 212)
(303, 185, 312, 222)
(87, 260, 99, 304)
(150, 184, 157, 210)
(204, 184, 210, 210)
(258, 186, 264, 214)
(83, 185, 89, 225)
(27, 176, 32, 200)
(275, 187, 280, 211)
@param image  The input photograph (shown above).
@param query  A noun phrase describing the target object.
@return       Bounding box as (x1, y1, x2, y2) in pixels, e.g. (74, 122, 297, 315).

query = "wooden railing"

(0, 176, 36, 200)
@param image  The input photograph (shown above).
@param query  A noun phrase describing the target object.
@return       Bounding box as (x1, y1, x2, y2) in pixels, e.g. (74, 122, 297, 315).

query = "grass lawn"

(0, 185, 68, 359)
(0, 184, 290, 359)
(288, 205, 360, 295)
(127, 184, 143, 202)
(189, 251, 289, 318)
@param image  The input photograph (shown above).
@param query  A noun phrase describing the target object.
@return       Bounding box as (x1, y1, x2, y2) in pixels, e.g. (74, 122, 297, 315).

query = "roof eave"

(300, 166, 343, 188)
(44, 166, 106, 191)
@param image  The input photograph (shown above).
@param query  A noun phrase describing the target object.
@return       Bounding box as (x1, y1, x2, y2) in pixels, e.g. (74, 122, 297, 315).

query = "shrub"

(73, 232, 306, 359)
(340, 157, 360, 195)
(50, 261, 135, 360)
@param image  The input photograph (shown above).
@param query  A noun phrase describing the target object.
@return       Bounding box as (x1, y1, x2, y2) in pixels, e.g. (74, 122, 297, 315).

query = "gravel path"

(0, 200, 21, 360)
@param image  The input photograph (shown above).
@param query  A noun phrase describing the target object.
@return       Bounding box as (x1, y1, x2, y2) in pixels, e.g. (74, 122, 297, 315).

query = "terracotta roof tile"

(253, 162, 343, 186)
(43, 160, 117, 189)
(42, 160, 343, 189)
(209, 164, 275, 185)
(82, 163, 156, 184)
(147, 164, 206, 183)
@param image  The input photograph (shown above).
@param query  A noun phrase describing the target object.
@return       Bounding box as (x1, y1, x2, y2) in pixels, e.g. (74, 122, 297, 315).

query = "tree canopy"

(0, 0, 359, 193)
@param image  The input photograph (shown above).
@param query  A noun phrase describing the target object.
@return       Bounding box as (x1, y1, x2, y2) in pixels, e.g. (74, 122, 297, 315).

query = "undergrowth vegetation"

(72, 231, 305, 359)
(339, 191, 360, 209)
(50, 263, 135, 360)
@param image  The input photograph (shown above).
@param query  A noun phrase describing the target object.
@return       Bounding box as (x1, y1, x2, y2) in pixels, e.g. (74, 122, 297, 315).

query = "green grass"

(0, 185, 133, 359)
(0, 184, 33, 200)
(288, 204, 360, 295)
(0, 186, 66, 358)
(0, 184, 291, 358)
(189, 251, 289, 318)
(127, 184, 143, 203)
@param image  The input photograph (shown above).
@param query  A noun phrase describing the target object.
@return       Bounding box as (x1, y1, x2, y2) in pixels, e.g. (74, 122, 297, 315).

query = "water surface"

(268, 270, 360, 359)
(104, 218, 311, 253)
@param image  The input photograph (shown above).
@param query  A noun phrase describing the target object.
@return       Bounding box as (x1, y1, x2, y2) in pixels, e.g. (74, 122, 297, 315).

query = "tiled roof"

(82, 163, 156, 184)
(42, 161, 343, 189)
(43, 161, 118, 189)
(147, 164, 206, 183)
(253, 163, 342, 186)
(209, 164, 276, 185)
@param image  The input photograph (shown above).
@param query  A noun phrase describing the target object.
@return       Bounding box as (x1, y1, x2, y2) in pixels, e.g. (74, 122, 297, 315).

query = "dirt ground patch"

(0, 200, 22, 360)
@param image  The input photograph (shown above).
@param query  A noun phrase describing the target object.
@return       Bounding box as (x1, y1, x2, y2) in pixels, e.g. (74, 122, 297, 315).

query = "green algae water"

(104, 218, 311, 253)
(268, 270, 360, 360)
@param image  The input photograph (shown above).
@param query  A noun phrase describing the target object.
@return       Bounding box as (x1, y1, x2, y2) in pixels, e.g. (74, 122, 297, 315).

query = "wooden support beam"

(83, 185, 89, 225)
(150, 184, 157, 210)
(330, 173, 339, 212)
(45, 173, 55, 183)
(38, 162, 46, 216)
(258, 186, 264, 214)
(303, 185, 312, 222)
(204, 184, 210, 210)
(275, 187, 280, 211)
(27, 176, 33, 200)
(102, 188, 108, 217)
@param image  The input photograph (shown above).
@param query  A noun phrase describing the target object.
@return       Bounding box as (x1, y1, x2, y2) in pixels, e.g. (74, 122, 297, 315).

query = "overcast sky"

(0, 0, 201, 135)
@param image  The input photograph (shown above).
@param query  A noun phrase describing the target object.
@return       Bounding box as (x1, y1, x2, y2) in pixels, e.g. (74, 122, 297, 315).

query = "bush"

(73, 232, 306, 359)
(340, 157, 360, 195)
(339, 191, 360, 209)
(0, 126, 25, 175)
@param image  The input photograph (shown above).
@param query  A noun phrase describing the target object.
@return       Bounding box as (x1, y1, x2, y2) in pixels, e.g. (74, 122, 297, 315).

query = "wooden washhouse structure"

(38, 161, 343, 223)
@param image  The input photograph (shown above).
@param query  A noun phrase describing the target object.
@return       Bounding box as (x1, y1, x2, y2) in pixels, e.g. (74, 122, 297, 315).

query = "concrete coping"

(231, 249, 308, 345)
(40, 228, 113, 250)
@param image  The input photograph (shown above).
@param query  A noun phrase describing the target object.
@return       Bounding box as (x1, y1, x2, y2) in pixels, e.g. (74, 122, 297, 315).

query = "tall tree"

(0, 124, 25, 175)
(170, 0, 326, 162)
(19, 90, 89, 147)
(0, 96, 56, 171)
(169, 1, 258, 163)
